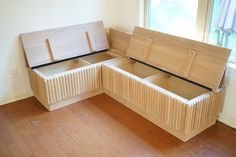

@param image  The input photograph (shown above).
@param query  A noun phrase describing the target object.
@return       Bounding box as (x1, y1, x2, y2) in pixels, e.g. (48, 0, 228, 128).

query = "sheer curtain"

(215, 0, 236, 47)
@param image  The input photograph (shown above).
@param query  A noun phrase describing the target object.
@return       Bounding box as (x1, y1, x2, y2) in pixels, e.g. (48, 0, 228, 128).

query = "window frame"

(144, 0, 209, 41)
(144, 0, 235, 62)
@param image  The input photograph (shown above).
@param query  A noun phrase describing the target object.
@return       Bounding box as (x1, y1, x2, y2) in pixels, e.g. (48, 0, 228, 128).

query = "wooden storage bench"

(29, 51, 117, 111)
(102, 26, 231, 141)
(21, 22, 231, 141)
(21, 21, 119, 111)
(102, 58, 223, 141)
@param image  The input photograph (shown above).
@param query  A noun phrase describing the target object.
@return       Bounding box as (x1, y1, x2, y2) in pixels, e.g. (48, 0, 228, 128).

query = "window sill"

(229, 59, 236, 64)
(228, 62, 236, 69)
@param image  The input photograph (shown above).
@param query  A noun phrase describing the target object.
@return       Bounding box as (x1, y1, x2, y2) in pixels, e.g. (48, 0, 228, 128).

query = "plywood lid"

(20, 21, 109, 68)
(127, 26, 231, 91)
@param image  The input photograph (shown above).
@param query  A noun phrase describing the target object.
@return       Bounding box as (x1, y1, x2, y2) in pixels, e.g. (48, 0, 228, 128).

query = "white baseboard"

(218, 114, 236, 129)
(0, 90, 33, 106)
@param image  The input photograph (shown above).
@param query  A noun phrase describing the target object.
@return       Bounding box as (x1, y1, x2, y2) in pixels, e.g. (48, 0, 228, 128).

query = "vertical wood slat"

(29, 64, 102, 107)
(102, 64, 187, 133)
(29, 60, 223, 141)
(28, 69, 49, 105)
(102, 64, 223, 141)
(46, 64, 102, 104)
(185, 92, 223, 133)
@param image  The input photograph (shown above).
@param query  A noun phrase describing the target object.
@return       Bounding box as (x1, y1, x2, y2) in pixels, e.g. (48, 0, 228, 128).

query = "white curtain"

(215, 0, 236, 47)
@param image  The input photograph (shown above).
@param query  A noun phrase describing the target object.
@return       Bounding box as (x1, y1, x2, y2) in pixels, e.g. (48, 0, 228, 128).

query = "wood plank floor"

(0, 94, 236, 157)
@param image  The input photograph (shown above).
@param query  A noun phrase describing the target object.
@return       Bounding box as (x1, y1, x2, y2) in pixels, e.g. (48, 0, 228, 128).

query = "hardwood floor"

(0, 94, 236, 157)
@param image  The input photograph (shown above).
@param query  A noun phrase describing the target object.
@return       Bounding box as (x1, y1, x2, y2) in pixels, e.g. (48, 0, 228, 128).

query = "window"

(208, 0, 236, 60)
(146, 0, 236, 61)
(147, 0, 199, 39)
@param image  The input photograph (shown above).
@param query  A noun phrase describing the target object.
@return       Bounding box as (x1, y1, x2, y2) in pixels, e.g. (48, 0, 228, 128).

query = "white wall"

(114, 0, 236, 128)
(115, 0, 140, 32)
(219, 64, 236, 128)
(0, 0, 117, 105)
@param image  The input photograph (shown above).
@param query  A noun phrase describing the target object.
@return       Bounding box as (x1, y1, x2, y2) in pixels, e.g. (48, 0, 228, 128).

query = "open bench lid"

(20, 21, 109, 68)
(127, 26, 231, 91)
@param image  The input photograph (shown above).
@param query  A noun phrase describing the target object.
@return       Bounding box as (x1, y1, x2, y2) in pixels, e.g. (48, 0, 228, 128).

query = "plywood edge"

(187, 88, 223, 105)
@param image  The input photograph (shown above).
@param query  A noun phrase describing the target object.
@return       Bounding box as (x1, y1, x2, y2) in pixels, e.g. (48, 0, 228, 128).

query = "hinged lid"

(20, 21, 109, 68)
(127, 26, 231, 91)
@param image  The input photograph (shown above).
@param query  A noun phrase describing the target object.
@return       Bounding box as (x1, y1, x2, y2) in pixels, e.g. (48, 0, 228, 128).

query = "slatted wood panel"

(102, 64, 223, 141)
(28, 69, 49, 105)
(185, 92, 223, 134)
(29, 64, 102, 109)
